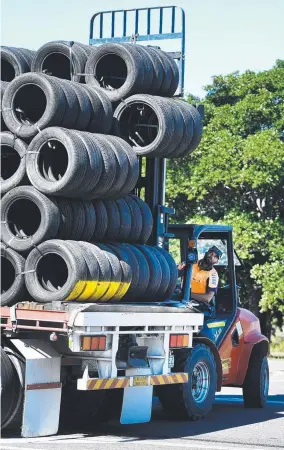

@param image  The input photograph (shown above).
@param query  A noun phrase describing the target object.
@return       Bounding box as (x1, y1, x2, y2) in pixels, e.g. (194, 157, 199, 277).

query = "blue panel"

(123, 11, 127, 37)
(90, 32, 182, 45)
(147, 9, 151, 35)
(159, 8, 163, 34)
(135, 9, 139, 35)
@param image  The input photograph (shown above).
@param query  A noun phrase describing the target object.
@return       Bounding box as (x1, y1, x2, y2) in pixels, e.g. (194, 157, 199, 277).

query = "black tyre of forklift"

(243, 354, 269, 408)
(156, 344, 217, 420)
(1, 81, 10, 131)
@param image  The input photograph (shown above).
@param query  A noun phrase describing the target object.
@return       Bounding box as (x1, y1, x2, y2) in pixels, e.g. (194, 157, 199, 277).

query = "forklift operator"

(177, 246, 222, 303)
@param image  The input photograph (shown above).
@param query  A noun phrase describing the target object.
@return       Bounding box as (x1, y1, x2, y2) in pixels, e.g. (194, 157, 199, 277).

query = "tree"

(166, 60, 284, 336)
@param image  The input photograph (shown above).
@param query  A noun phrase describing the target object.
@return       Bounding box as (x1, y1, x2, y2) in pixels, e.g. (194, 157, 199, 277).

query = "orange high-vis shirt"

(191, 263, 219, 294)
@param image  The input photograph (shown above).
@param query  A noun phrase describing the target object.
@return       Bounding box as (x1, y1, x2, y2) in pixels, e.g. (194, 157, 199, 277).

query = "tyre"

(156, 247, 178, 299)
(54, 78, 79, 129)
(56, 198, 74, 239)
(150, 247, 171, 300)
(110, 137, 139, 199)
(147, 48, 172, 96)
(25, 239, 87, 302)
(142, 47, 164, 94)
(79, 85, 113, 134)
(156, 344, 217, 420)
(87, 243, 112, 300)
(103, 200, 121, 241)
(86, 134, 117, 199)
(26, 127, 89, 197)
(1, 186, 60, 253)
(129, 195, 153, 243)
(113, 94, 178, 157)
(1, 46, 31, 81)
(165, 99, 194, 158)
(31, 41, 88, 83)
(97, 244, 122, 301)
(92, 200, 108, 241)
(115, 198, 132, 241)
(135, 244, 162, 300)
(178, 104, 203, 155)
(1, 345, 25, 431)
(0, 132, 28, 194)
(1, 243, 27, 306)
(101, 136, 130, 199)
(105, 244, 132, 300)
(1, 347, 16, 427)
(68, 200, 86, 240)
(123, 195, 143, 243)
(2, 73, 66, 140)
(243, 354, 269, 408)
(122, 244, 150, 299)
(1, 81, 10, 131)
(85, 43, 145, 102)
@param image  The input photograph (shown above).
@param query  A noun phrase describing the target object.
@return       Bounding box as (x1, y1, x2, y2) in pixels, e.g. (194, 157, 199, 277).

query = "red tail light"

(169, 334, 189, 348)
(81, 336, 107, 351)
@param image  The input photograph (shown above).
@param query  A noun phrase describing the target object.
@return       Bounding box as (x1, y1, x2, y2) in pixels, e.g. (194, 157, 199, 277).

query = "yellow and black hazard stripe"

(86, 373, 188, 390)
(151, 373, 188, 385)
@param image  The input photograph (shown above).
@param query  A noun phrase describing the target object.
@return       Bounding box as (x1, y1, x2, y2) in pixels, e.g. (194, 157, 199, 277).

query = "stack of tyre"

(1, 40, 203, 307)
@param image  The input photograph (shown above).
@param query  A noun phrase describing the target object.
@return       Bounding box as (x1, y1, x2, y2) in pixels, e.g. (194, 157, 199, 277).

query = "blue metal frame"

(89, 6, 185, 96)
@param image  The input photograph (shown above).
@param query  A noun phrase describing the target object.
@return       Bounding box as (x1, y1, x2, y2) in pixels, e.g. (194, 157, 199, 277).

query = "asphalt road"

(2, 359, 284, 450)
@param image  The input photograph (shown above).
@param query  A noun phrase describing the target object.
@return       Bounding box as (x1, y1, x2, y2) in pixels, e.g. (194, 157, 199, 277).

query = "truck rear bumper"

(77, 372, 188, 390)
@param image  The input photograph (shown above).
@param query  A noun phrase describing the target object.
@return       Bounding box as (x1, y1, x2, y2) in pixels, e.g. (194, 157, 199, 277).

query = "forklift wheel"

(243, 355, 269, 408)
(156, 344, 217, 420)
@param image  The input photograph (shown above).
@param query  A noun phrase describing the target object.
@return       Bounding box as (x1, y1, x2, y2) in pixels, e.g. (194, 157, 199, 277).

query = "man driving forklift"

(177, 246, 222, 310)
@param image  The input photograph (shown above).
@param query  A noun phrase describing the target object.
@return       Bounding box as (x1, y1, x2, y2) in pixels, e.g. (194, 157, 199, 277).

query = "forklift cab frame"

(168, 223, 238, 348)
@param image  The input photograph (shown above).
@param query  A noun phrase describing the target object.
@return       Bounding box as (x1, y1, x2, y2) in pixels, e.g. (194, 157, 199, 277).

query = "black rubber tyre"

(243, 354, 269, 408)
(1, 186, 60, 253)
(97, 243, 122, 301)
(112, 138, 139, 199)
(64, 241, 99, 301)
(70, 130, 103, 198)
(80, 200, 97, 242)
(177, 104, 203, 156)
(0, 132, 28, 194)
(1, 347, 16, 427)
(85, 43, 145, 102)
(156, 344, 217, 420)
(26, 127, 89, 197)
(105, 244, 132, 300)
(25, 239, 88, 302)
(2, 73, 66, 140)
(86, 134, 117, 199)
(1, 81, 10, 131)
(165, 99, 195, 158)
(135, 244, 162, 300)
(79, 85, 113, 134)
(150, 247, 171, 300)
(69, 200, 86, 240)
(129, 195, 153, 243)
(68, 81, 92, 130)
(56, 198, 74, 239)
(160, 51, 179, 97)
(1, 243, 27, 306)
(1, 46, 31, 81)
(113, 94, 179, 157)
(115, 198, 132, 241)
(122, 244, 150, 299)
(31, 41, 88, 83)
(101, 136, 129, 199)
(92, 200, 108, 241)
(1, 345, 25, 431)
(55, 78, 80, 129)
(87, 243, 112, 300)
(123, 195, 143, 243)
(103, 200, 121, 241)
(156, 247, 178, 299)
(147, 48, 172, 96)
(142, 46, 164, 94)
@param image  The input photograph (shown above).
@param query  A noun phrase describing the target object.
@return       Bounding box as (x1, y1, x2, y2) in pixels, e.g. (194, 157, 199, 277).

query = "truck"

(1, 6, 269, 438)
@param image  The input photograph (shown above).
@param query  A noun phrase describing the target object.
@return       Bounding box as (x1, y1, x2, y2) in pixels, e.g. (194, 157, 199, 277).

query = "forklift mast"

(89, 6, 186, 246)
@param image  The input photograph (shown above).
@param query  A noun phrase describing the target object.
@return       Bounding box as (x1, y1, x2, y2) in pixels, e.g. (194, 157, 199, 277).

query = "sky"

(1, 0, 284, 98)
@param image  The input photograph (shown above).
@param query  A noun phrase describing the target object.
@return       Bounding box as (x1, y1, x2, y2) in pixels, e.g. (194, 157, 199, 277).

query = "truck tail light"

(169, 334, 189, 348)
(81, 336, 107, 351)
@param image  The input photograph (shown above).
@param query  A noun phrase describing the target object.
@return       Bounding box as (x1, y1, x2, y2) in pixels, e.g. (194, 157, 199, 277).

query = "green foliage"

(167, 60, 284, 331)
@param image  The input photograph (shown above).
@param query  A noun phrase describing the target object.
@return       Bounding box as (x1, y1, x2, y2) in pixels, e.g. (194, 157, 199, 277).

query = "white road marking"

(215, 397, 284, 405)
(1, 440, 284, 450)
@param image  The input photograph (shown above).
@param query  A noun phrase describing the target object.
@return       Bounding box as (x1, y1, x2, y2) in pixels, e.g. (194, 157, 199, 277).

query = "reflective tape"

(86, 373, 188, 390)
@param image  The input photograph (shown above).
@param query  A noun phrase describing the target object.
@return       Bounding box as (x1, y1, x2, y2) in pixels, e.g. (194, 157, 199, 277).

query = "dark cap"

(207, 246, 223, 259)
